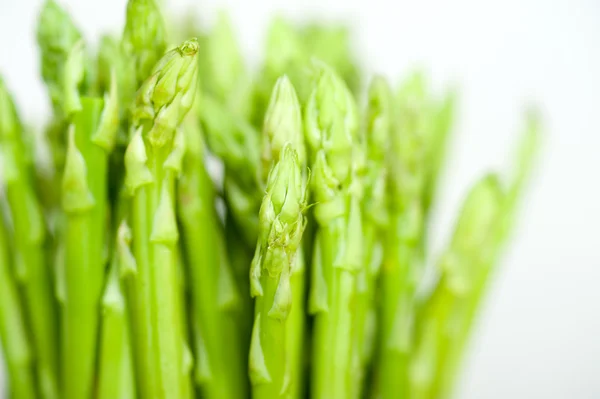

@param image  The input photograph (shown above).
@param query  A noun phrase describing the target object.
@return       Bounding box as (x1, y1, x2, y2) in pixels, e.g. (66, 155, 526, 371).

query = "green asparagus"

(124, 38, 198, 399)
(97, 222, 136, 399)
(249, 143, 307, 398)
(0, 208, 37, 399)
(255, 75, 308, 398)
(352, 75, 393, 398)
(0, 77, 59, 399)
(61, 57, 119, 397)
(177, 116, 248, 399)
(306, 62, 364, 399)
(0, 5, 541, 398)
(378, 73, 444, 398)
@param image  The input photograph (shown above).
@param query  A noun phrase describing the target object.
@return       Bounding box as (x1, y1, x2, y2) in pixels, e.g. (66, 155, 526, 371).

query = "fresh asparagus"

(378, 73, 446, 398)
(0, 77, 59, 399)
(122, 0, 166, 87)
(124, 38, 198, 399)
(306, 63, 364, 399)
(254, 75, 308, 398)
(177, 115, 248, 399)
(0, 4, 541, 398)
(60, 48, 119, 396)
(37, 0, 83, 181)
(249, 142, 307, 398)
(199, 19, 262, 248)
(97, 222, 136, 399)
(410, 114, 540, 399)
(409, 174, 505, 399)
(0, 209, 37, 399)
(352, 75, 393, 397)
(198, 93, 261, 350)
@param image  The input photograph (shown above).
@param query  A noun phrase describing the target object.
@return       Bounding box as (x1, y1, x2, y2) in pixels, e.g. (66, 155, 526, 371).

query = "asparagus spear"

(97, 221, 136, 399)
(200, 14, 261, 247)
(249, 143, 307, 398)
(439, 114, 540, 399)
(409, 174, 505, 399)
(410, 114, 540, 399)
(200, 95, 262, 245)
(199, 88, 262, 374)
(37, 0, 83, 182)
(352, 76, 393, 397)
(255, 76, 308, 398)
(177, 116, 248, 399)
(378, 73, 440, 398)
(0, 208, 37, 399)
(305, 63, 363, 399)
(60, 41, 119, 396)
(0, 77, 59, 399)
(124, 38, 198, 399)
(122, 0, 166, 87)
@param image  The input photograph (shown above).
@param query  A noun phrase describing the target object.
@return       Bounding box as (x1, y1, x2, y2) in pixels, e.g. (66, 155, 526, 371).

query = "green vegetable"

(0, 209, 37, 399)
(0, 77, 59, 399)
(37, 0, 84, 216)
(410, 174, 504, 399)
(410, 114, 540, 399)
(97, 222, 136, 399)
(61, 69, 118, 398)
(177, 116, 248, 399)
(37, 0, 83, 118)
(351, 75, 393, 397)
(124, 38, 198, 399)
(378, 72, 448, 399)
(0, 5, 540, 398)
(305, 63, 363, 399)
(122, 0, 166, 87)
(249, 144, 307, 398)
(251, 76, 308, 398)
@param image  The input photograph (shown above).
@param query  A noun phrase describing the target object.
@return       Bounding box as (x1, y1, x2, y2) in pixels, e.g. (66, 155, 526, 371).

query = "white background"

(0, 0, 599, 398)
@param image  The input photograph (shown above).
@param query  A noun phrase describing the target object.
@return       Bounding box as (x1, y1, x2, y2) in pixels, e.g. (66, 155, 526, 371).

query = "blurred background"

(0, 0, 598, 397)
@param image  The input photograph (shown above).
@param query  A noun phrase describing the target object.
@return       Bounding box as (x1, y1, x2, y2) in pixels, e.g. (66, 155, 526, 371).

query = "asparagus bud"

(37, 0, 82, 116)
(249, 144, 307, 398)
(123, 0, 167, 85)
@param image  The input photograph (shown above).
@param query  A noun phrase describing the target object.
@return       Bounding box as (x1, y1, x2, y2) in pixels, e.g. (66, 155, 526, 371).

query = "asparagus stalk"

(255, 76, 307, 398)
(410, 114, 540, 399)
(177, 116, 248, 398)
(37, 0, 83, 180)
(124, 38, 198, 399)
(0, 209, 37, 399)
(197, 90, 260, 366)
(97, 220, 136, 399)
(378, 73, 438, 398)
(60, 45, 119, 396)
(305, 63, 363, 399)
(0, 77, 59, 399)
(199, 15, 262, 249)
(435, 114, 541, 399)
(352, 76, 393, 397)
(249, 143, 307, 398)
(409, 174, 505, 399)
(200, 95, 261, 243)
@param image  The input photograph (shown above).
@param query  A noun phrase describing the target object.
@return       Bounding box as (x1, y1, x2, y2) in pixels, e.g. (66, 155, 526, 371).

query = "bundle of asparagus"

(0, 0, 540, 398)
